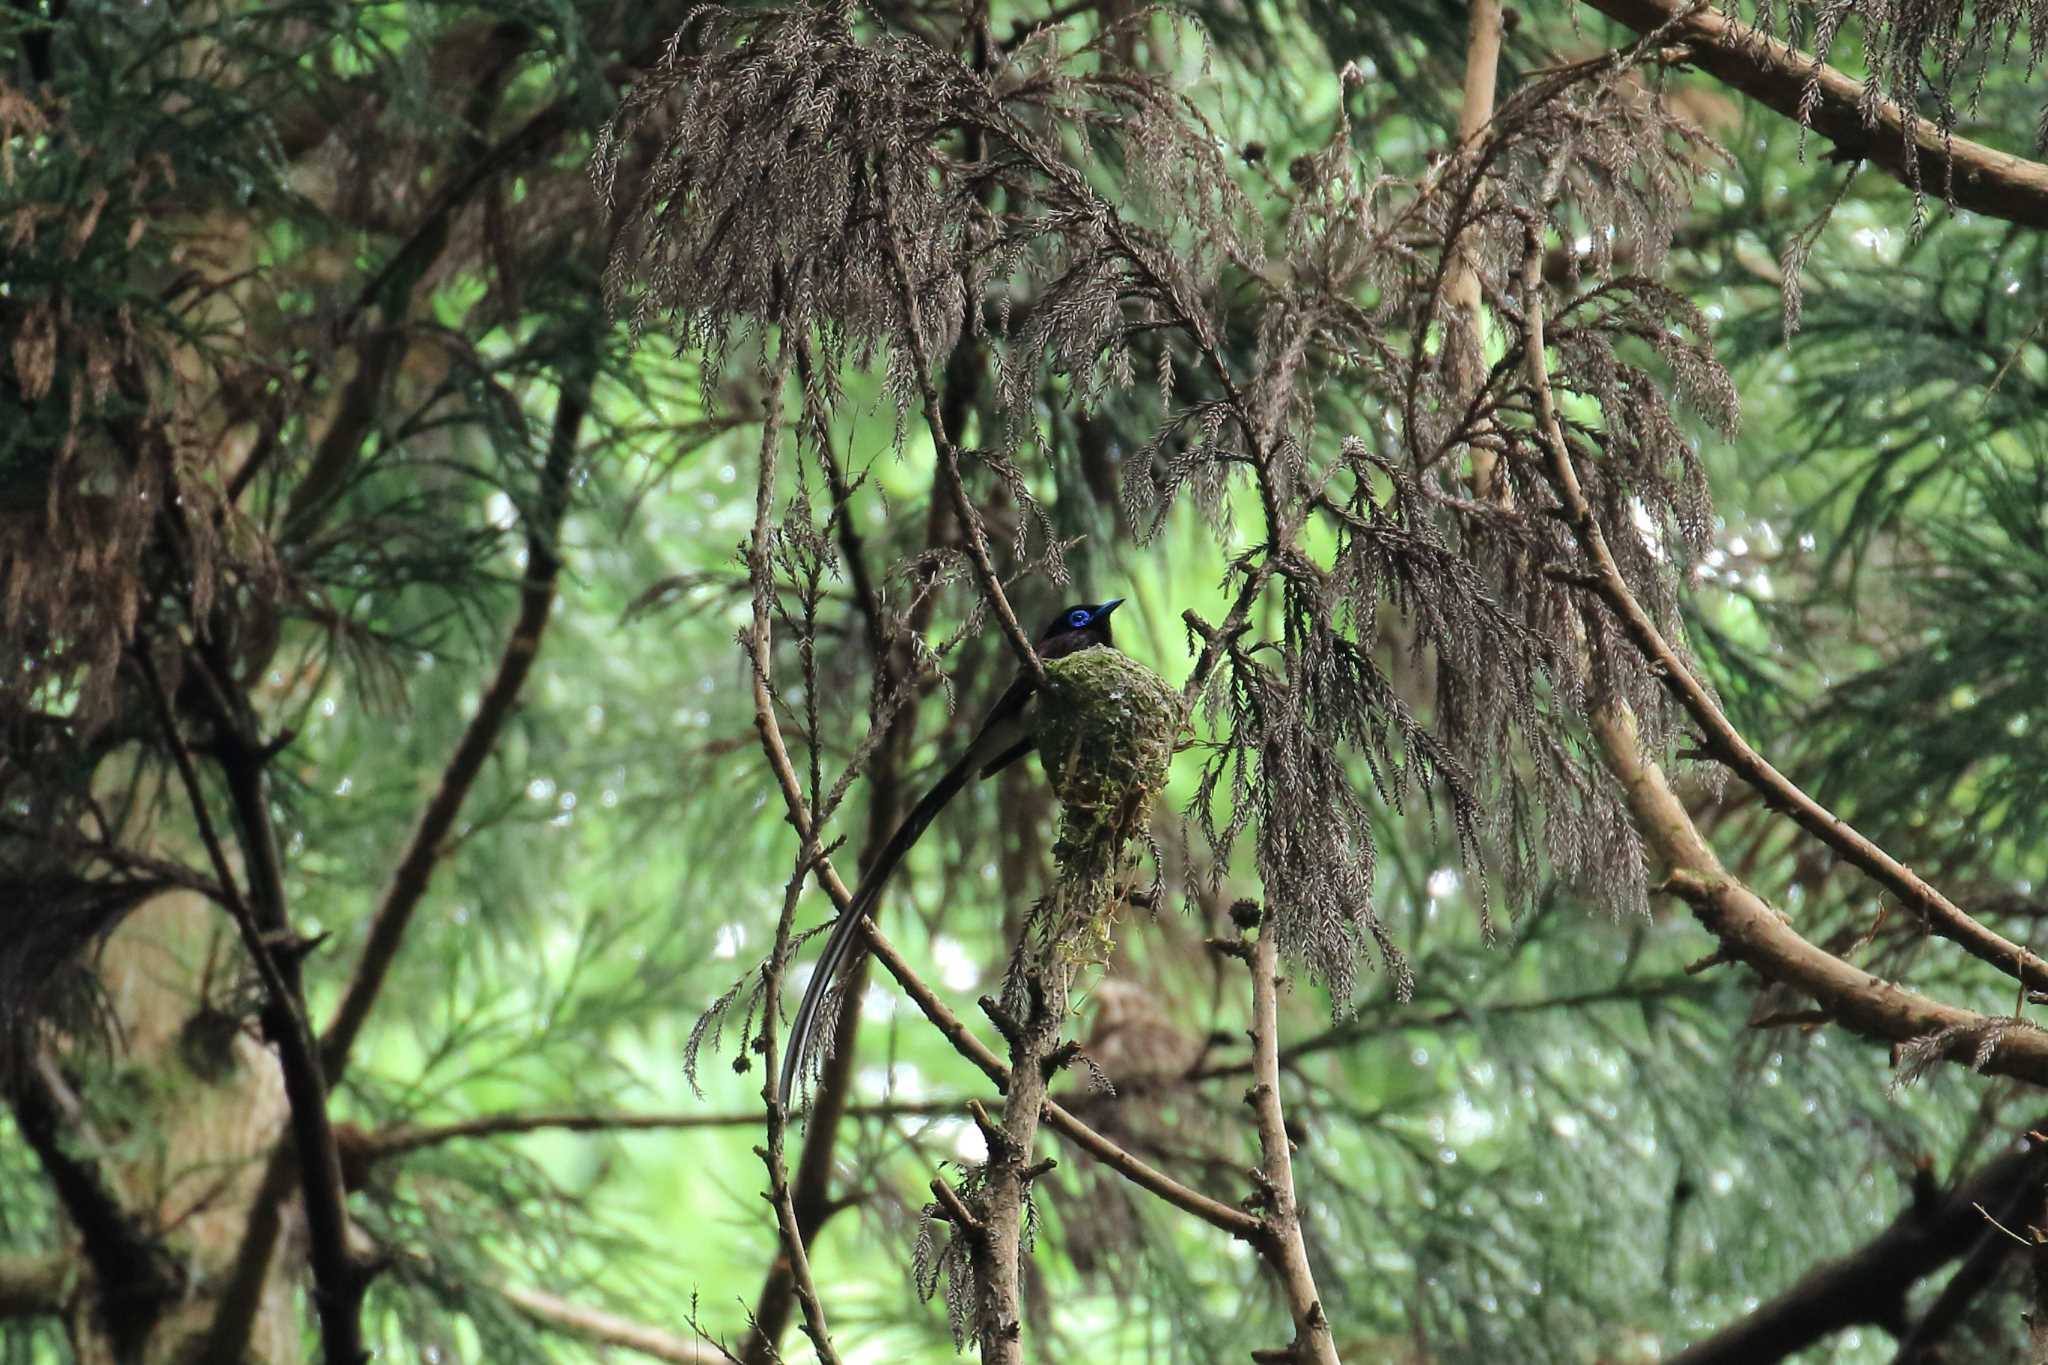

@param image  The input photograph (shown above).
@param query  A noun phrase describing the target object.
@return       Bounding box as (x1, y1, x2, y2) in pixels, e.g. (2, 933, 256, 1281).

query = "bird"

(780, 597, 1126, 1106)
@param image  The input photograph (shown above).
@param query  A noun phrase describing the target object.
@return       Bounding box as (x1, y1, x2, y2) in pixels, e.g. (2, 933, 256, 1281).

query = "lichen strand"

(1033, 646, 1178, 892)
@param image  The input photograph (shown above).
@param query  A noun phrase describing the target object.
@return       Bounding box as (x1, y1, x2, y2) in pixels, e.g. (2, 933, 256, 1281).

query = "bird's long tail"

(780, 752, 977, 1106)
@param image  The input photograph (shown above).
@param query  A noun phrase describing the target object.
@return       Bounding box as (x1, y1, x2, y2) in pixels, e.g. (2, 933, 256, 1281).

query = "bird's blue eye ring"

(1067, 608, 1091, 628)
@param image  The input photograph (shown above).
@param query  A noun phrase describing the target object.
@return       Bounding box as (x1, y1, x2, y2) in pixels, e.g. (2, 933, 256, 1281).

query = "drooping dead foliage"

(1747, 0, 2048, 159)
(600, 3, 1738, 1007)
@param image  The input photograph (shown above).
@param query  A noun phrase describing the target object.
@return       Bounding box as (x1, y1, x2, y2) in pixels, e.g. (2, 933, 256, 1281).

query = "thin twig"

(930, 1177, 987, 1239)
(759, 864, 844, 1365)
(361, 1098, 971, 1162)
(502, 1283, 729, 1364)
(746, 334, 844, 1365)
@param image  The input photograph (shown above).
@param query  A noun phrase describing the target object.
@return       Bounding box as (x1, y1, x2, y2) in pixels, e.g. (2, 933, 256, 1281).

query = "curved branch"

(1518, 230, 2048, 996)
(1581, 0, 2048, 229)
(1595, 701, 2048, 1087)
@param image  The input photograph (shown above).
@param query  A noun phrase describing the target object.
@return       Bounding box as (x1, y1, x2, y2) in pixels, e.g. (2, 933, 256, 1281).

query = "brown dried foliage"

(601, 5, 1739, 1008)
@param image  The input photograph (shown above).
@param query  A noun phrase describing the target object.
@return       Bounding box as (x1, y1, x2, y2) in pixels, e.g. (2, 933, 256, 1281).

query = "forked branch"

(135, 652, 368, 1364)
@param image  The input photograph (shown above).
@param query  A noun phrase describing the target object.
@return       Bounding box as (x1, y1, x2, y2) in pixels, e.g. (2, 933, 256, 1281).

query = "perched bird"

(780, 598, 1126, 1105)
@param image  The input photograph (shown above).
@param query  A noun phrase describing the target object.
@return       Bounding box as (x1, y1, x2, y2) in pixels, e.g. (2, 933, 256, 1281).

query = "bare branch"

(5, 1064, 174, 1347)
(1595, 702, 2048, 1087)
(960, 971, 1060, 1362)
(360, 1099, 969, 1163)
(743, 350, 844, 1365)
(758, 863, 844, 1365)
(1245, 920, 1340, 1365)
(501, 1283, 729, 1364)
(857, 916, 1265, 1241)
(1446, 0, 1506, 500)
(1666, 1119, 2048, 1365)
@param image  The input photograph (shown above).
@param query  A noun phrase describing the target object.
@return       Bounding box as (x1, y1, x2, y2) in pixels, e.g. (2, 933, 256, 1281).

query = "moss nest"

(1033, 647, 1180, 879)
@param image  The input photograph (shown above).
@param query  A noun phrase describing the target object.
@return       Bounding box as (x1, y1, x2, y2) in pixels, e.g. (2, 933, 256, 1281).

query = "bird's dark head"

(1040, 598, 1124, 648)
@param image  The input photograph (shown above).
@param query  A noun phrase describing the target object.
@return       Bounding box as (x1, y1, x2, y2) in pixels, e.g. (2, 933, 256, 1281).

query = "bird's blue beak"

(1095, 598, 1125, 618)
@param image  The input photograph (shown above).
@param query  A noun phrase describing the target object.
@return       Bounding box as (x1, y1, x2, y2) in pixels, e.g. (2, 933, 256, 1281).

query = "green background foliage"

(4, 0, 2048, 1359)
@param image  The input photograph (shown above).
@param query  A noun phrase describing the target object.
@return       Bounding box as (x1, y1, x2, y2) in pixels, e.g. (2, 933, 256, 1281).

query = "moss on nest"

(1033, 647, 1179, 882)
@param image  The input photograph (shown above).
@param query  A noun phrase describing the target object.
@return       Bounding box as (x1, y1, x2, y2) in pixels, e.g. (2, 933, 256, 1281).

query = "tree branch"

(0, 1251, 70, 1320)
(206, 361, 591, 1361)
(501, 1283, 729, 1364)
(1521, 198, 2048, 1084)
(359, 1099, 969, 1164)
(1891, 1204, 2028, 1363)
(857, 915, 1264, 1241)
(1595, 701, 2048, 1085)
(1518, 228, 2048, 996)
(5, 1063, 173, 1348)
(758, 861, 844, 1365)
(740, 339, 940, 1365)
(319, 372, 591, 1080)
(1668, 1120, 2048, 1365)
(1580, 0, 2048, 229)
(1177, 974, 1722, 1082)
(135, 650, 368, 1364)
(1446, 0, 1506, 500)
(742, 339, 844, 1365)
(964, 973, 1058, 1362)
(1244, 919, 1340, 1364)
(873, 155, 1046, 685)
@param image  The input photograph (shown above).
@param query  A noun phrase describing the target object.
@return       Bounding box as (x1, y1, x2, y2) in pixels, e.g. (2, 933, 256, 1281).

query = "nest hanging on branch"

(1032, 646, 1179, 910)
